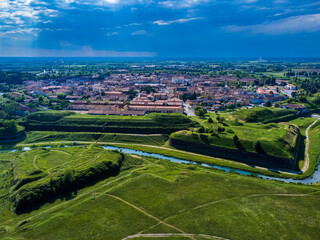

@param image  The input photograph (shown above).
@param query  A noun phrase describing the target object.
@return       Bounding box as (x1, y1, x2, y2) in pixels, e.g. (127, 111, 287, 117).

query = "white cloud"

(106, 31, 119, 36)
(159, 0, 209, 8)
(153, 17, 202, 25)
(0, 27, 41, 38)
(103, 0, 119, 3)
(224, 14, 320, 34)
(131, 29, 147, 35)
(0, 0, 58, 25)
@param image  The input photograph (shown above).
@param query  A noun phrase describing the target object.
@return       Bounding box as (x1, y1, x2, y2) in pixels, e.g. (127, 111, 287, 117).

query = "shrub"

(195, 107, 207, 116)
(198, 126, 205, 133)
(226, 129, 234, 134)
(217, 127, 225, 133)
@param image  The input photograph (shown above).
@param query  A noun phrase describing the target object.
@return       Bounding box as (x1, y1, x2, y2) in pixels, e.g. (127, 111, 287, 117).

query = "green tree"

(3, 119, 17, 134)
(5, 102, 19, 119)
(313, 92, 320, 103)
(57, 93, 67, 100)
(217, 126, 225, 134)
(195, 106, 207, 116)
(264, 101, 272, 107)
(198, 126, 205, 133)
(0, 110, 6, 119)
(253, 140, 264, 154)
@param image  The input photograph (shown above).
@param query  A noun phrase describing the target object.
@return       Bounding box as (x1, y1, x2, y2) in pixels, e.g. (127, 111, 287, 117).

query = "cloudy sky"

(0, 0, 320, 57)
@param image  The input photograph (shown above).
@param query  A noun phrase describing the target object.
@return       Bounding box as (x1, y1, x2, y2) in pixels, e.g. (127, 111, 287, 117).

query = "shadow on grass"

(295, 136, 306, 172)
(16, 190, 79, 215)
(15, 171, 120, 215)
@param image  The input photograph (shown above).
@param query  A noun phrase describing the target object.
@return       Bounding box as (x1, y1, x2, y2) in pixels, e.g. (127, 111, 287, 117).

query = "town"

(1, 59, 320, 240)
(3, 70, 307, 117)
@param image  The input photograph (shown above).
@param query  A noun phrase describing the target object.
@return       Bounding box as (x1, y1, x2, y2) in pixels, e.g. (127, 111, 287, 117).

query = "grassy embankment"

(2, 145, 123, 212)
(289, 117, 317, 171)
(172, 107, 299, 160)
(20, 111, 195, 134)
(0, 147, 320, 239)
(10, 108, 319, 179)
(19, 131, 169, 146)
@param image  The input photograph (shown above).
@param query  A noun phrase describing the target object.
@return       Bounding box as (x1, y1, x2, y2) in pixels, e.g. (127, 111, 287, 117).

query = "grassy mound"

(170, 122, 299, 159)
(234, 107, 296, 123)
(9, 145, 123, 211)
(22, 131, 169, 146)
(27, 111, 76, 121)
(22, 111, 195, 134)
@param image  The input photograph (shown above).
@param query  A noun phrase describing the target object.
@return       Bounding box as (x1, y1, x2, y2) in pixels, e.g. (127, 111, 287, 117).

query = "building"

(286, 84, 297, 90)
(282, 104, 307, 114)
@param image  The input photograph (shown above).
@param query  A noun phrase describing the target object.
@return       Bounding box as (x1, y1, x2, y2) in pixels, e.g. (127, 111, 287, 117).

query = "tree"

(253, 140, 264, 154)
(208, 117, 213, 123)
(217, 126, 225, 134)
(198, 126, 205, 133)
(141, 86, 155, 94)
(5, 102, 19, 119)
(264, 101, 272, 107)
(298, 96, 307, 103)
(57, 93, 67, 100)
(291, 91, 297, 98)
(3, 119, 17, 134)
(195, 106, 207, 116)
(0, 110, 6, 119)
(313, 92, 320, 103)
(63, 170, 75, 185)
(233, 134, 239, 142)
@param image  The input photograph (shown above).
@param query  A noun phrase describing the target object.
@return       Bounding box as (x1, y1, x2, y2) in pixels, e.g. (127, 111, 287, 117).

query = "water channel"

(1, 145, 319, 184)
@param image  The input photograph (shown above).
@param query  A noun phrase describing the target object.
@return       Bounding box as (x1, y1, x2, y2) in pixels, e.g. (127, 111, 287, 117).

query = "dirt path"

(51, 149, 71, 156)
(122, 233, 228, 240)
(301, 120, 318, 173)
(76, 154, 101, 168)
(106, 194, 192, 238)
(162, 192, 315, 224)
(32, 155, 39, 169)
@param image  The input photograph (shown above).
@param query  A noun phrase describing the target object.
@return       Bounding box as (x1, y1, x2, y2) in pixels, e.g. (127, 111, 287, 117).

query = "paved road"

(183, 104, 195, 116)
(311, 114, 320, 119)
(301, 119, 319, 173)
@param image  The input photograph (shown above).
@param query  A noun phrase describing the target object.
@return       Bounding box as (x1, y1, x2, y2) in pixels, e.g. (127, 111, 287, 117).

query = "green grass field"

(1, 149, 320, 240)
(233, 107, 296, 123)
(179, 111, 299, 159)
(22, 111, 195, 134)
(2, 145, 124, 212)
(21, 131, 168, 146)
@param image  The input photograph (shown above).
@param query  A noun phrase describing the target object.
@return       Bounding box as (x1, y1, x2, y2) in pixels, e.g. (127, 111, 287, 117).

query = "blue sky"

(0, 0, 320, 57)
